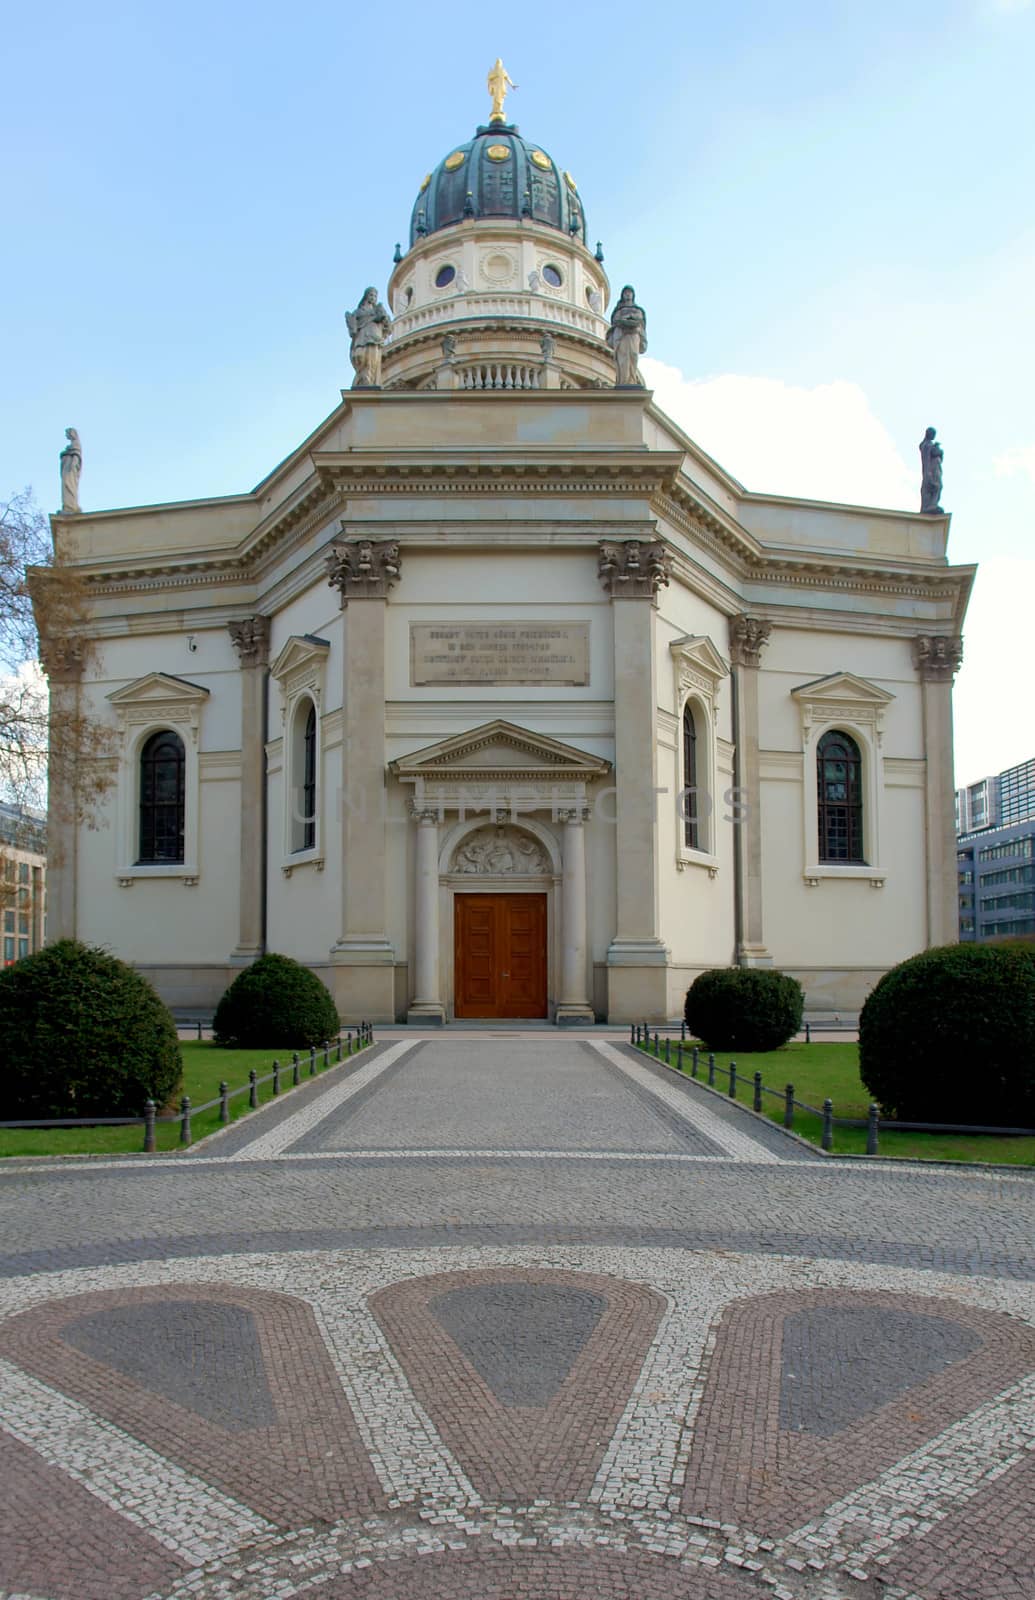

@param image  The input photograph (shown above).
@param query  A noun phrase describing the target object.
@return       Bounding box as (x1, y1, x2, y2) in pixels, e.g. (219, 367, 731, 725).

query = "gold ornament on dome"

(486, 143, 511, 162)
(486, 58, 516, 124)
(444, 151, 466, 171)
(530, 149, 551, 170)
(563, 170, 578, 191)
(419, 173, 431, 192)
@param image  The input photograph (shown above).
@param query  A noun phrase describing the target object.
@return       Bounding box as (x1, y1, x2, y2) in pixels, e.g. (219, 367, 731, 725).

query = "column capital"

(912, 634, 963, 682)
(326, 537, 402, 605)
(597, 539, 671, 600)
(409, 801, 442, 824)
(728, 614, 772, 668)
(557, 806, 590, 824)
(227, 615, 270, 668)
(39, 634, 85, 683)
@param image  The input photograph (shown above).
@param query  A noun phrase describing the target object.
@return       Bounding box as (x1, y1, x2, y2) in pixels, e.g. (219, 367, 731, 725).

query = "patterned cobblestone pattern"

(0, 1037, 1032, 1600)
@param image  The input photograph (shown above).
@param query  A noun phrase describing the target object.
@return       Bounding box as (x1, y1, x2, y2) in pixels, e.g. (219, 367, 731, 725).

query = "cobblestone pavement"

(0, 1038, 1033, 1600)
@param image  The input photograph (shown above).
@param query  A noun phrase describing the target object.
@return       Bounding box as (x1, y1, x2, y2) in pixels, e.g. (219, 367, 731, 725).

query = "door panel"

(455, 894, 547, 1018)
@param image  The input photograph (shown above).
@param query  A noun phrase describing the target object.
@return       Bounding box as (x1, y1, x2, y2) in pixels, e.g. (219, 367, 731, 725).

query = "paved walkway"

(0, 1037, 1032, 1600)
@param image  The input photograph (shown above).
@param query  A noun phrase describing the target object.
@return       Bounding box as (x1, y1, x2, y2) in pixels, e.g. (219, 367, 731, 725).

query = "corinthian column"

(408, 806, 445, 1025)
(555, 807, 594, 1025)
(228, 616, 270, 963)
(729, 614, 772, 967)
(913, 634, 964, 946)
(325, 537, 401, 1021)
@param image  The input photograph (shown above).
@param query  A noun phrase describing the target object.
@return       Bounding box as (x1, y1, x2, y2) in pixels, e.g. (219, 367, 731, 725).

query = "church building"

(44, 72, 973, 1023)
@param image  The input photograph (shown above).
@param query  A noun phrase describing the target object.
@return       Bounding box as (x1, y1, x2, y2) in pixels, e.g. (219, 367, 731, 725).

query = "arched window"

(682, 702, 699, 850)
(138, 731, 185, 863)
(301, 702, 316, 851)
(817, 730, 864, 863)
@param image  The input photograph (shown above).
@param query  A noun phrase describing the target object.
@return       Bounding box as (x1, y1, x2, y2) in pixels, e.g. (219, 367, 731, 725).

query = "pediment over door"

(390, 719, 611, 813)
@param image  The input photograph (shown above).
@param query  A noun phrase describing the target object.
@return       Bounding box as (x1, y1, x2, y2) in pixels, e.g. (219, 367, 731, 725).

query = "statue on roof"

(607, 286, 648, 388)
(487, 59, 516, 124)
(59, 428, 82, 513)
(919, 426, 944, 514)
(345, 288, 392, 389)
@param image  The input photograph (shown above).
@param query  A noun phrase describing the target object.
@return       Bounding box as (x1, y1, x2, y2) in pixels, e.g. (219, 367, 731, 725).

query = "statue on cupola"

(346, 288, 392, 388)
(487, 59, 516, 124)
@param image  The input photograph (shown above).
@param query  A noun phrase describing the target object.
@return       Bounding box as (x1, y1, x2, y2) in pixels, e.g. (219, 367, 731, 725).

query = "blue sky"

(2, 0, 1032, 784)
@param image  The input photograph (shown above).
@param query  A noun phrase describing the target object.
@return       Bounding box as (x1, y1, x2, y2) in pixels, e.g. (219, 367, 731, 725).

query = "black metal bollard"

(180, 1096, 192, 1147)
(630, 1022, 636, 1044)
(691, 1046, 699, 1078)
(653, 1030, 660, 1057)
(784, 1084, 795, 1130)
(323, 1039, 330, 1068)
(347, 1030, 353, 1057)
(309, 1045, 316, 1077)
(197, 1019, 203, 1041)
(336, 1032, 343, 1062)
(272, 1060, 280, 1096)
(143, 1099, 156, 1153)
(753, 1071, 763, 1113)
(708, 1052, 716, 1087)
(866, 1103, 880, 1156)
(665, 1036, 671, 1065)
(729, 1062, 737, 1099)
(676, 1041, 683, 1073)
(249, 1069, 258, 1110)
(805, 1020, 812, 1044)
(822, 1098, 834, 1152)
(292, 1054, 300, 1088)
(681, 1018, 686, 1041)
(219, 1081, 229, 1124)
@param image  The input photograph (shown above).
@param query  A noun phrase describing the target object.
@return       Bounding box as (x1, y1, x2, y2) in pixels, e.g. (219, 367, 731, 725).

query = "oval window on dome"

(434, 264, 456, 289)
(530, 149, 551, 170)
(444, 151, 466, 172)
(542, 263, 563, 288)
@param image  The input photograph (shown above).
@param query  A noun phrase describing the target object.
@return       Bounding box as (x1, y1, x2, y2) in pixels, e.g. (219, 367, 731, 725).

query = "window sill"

(117, 865, 199, 887)
(804, 865, 886, 889)
(676, 850, 719, 879)
(282, 850, 324, 878)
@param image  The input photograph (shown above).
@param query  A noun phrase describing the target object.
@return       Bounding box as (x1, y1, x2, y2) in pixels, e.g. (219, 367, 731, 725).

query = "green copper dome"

(410, 124, 586, 248)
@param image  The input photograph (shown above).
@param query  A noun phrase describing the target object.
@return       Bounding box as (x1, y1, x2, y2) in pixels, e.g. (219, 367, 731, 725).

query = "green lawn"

(0, 1037, 367, 1159)
(642, 1038, 1035, 1165)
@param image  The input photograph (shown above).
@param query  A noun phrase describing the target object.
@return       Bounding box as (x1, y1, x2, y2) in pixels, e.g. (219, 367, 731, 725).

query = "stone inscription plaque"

(411, 623, 590, 686)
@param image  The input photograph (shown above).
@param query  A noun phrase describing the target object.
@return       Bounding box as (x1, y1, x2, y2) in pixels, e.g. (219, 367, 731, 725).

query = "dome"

(410, 123, 586, 249)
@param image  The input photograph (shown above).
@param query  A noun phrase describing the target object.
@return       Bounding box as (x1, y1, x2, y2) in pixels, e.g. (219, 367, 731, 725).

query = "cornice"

(312, 450, 682, 497)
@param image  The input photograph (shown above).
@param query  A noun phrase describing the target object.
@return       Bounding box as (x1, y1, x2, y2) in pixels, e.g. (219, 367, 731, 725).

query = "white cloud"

(953, 558, 1035, 786)
(983, 0, 1032, 13)
(993, 443, 1035, 483)
(640, 360, 916, 510)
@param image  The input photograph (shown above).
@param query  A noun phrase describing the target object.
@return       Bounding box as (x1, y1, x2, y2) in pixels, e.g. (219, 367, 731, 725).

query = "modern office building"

(0, 802, 46, 965)
(956, 757, 1035, 942)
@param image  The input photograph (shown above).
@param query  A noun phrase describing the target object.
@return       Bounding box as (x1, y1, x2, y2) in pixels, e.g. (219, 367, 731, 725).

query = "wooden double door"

(454, 893, 548, 1019)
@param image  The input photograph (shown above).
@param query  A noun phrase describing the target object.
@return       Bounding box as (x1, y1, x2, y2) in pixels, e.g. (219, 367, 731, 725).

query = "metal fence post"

(180, 1096, 192, 1147)
(323, 1039, 330, 1068)
(249, 1069, 258, 1110)
(197, 1019, 203, 1041)
(272, 1060, 280, 1095)
(729, 1062, 737, 1099)
(708, 1052, 716, 1087)
(676, 1041, 683, 1073)
(292, 1054, 300, 1088)
(805, 1020, 811, 1044)
(653, 1030, 659, 1056)
(867, 1103, 880, 1156)
(784, 1084, 794, 1130)
(681, 1018, 686, 1041)
(753, 1071, 763, 1113)
(347, 1030, 353, 1057)
(822, 1098, 834, 1152)
(219, 1081, 229, 1124)
(309, 1045, 316, 1076)
(664, 1036, 671, 1065)
(691, 1046, 699, 1078)
(143, 1099, 156, 1153)
(336, 1033, 343, 1062)
(630, 1022, 635, 1044)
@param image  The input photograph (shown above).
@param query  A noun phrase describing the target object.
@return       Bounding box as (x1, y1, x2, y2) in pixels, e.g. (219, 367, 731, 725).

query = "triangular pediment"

(791, 672, 894, 706)
(107, 672, 210, 707)
(391, 720, 611, 781)
(269, 635, 330, 681)
(670, 634, 730, 683)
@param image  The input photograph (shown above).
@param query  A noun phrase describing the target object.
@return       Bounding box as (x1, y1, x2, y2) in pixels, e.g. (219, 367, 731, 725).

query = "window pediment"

(107, 673, 209, 740)
(270, 635, 330, 710)
(791, 671, 894, 744)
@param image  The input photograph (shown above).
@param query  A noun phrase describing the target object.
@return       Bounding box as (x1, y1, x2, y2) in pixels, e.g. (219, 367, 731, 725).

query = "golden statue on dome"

(487, 58, 516, 124)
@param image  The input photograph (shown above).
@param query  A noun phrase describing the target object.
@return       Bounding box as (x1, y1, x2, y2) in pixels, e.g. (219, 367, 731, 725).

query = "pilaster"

(913, 634, 964, 947)
(227, 616, 270, 964)
(39, 638, 84, 942)
(729, 615, 773, 967)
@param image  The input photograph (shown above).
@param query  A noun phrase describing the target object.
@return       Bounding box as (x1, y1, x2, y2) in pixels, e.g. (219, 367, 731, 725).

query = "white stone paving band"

(0, 1357, 274, 1566)
(590, 1041, 783, 1163)
(226, 1041, 419, 1160)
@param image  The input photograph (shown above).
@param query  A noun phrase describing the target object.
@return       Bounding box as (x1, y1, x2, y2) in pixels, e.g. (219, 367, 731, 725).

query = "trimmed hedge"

(684, 967, 804, 1052)
(0, 939, 182, 1119)
(213, 952, 340, 1050)
(859, 943, 1035, 1124)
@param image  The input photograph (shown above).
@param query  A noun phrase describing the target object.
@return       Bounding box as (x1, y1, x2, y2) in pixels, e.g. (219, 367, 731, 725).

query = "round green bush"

(684, 967, 804, 1052)
(213, 952, 340, 1049)
(859, 943, 1035, 1124)
(0, 939, 182, 1119)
